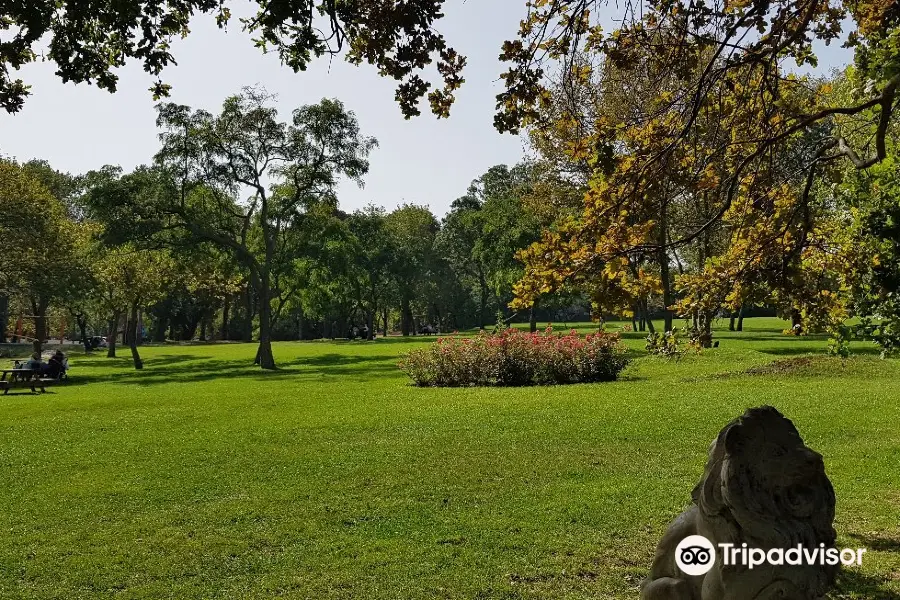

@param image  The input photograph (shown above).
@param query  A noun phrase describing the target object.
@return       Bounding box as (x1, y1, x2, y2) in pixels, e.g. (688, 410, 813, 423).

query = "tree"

(828, 69, 900, 353)
(384, 204, 441, 335)
(439, 164, 541, 329)
(438, 195, 491, 329)
(476, 166, 541, 321)
(0, 1, 465, 118)
(84, 89, 376, 369)
(93, 245, 172, 369)
(0, 161, 56, 343)
(21, 160, 84, 219)
(345, 206, 395, 340)
(498, 0, 900, 320)
(0, 160, 89, 352)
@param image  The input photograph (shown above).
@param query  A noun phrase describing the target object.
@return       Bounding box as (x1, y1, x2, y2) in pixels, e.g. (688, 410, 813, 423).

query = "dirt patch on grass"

(699, 355, 897, 382)
(744, 357, 820, 375)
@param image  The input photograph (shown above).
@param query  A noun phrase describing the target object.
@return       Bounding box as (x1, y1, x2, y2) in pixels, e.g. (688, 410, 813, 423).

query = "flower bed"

(399, 327, 630, 387)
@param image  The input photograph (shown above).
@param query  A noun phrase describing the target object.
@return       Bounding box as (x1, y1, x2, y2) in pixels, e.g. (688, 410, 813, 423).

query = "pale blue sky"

(0, 0, 530, 217)
(0, 2, 852, 217)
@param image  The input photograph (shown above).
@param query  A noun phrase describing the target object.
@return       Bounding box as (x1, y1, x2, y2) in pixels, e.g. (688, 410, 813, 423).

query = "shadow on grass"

(328, 336, 441, 345)
(835, 568, 900, 599)
(1, 389, 59, 397)
(849, 532, 900, 553)
(65, 351, 404, 388)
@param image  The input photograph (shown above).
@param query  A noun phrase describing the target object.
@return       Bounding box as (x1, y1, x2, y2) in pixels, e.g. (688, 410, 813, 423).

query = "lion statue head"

(693, 406, 836, 548)
(642, 406, 838, 600)
(694, 406, 837, 597)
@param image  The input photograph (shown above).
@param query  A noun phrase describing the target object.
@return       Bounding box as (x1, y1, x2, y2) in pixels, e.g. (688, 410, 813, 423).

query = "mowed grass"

(1, 318, 898, 599)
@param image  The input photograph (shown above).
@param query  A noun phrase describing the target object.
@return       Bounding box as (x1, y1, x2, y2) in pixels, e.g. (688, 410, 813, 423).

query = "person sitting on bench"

(25, 352, 44, 371)
(42, 351, 67, 379)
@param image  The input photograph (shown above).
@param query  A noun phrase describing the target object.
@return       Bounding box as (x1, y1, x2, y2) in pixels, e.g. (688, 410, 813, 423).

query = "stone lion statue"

(641, 406, 837, 600)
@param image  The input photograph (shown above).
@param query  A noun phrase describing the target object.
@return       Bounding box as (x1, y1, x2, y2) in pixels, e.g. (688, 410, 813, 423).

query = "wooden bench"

(1, 378, 60, 394)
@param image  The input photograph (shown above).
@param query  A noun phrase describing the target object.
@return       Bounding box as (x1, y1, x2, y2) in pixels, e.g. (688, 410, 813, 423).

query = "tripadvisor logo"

(675, 535, 717, 576)
(675, 535, 866, 576)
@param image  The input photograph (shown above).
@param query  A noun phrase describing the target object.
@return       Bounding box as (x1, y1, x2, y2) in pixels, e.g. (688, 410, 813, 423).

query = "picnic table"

(1, 368, 37, 382)
(0, 367, 58, 394)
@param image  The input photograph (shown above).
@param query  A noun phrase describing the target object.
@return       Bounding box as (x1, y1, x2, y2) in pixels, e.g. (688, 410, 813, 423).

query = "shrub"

(646, 330, 683, 358)
(399, 327, 630, 387)
(646, 327, 711, 358)
(686, 326, 713, 350)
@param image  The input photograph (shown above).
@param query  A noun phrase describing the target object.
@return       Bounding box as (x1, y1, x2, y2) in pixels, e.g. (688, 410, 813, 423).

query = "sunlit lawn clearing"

(0, 317, 897, 599)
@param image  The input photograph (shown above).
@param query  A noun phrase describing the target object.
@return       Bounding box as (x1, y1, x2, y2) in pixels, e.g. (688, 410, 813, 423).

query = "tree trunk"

(737, 305, 745, 332)
(31, 298, 48, 355)
(643, 300, 656, 334)
(76, 314, 89, 352)
(401, 297, 412, 336)
(181, 317, 200, 341)
(701, 310, 713, 348)
(243, 285, 254, 342)
(127, 303, 143, 369)
(631, 307, 638, 332)
(430, 302, 442, 333)
(221, 295, 230, 341)
(107, 310, 121, 358)
(729, 312, 736, 331)
(0, 294, 8, 343)
(529, 304, 537, 333)
(254, 273, 276, 370)
(153, 316, 168, 343)
(383, 308, 388, 337)
(200, 319, 207, 342)
(366, 311, 374, 340)
(136, 309, 144, 346)
(657, 206, 673, 332)
(478, 267, 488, 329)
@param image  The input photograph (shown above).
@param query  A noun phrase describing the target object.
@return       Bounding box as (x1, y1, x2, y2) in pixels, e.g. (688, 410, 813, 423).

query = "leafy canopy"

(0, 0, 465, 117)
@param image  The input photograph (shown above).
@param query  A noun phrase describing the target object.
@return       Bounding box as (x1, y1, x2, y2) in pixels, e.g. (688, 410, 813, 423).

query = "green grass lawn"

(1, 318, 898, 599)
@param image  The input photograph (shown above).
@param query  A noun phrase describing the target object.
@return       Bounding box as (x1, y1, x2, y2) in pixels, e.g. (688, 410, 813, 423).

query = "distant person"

(25, 352, 43, 371)
(361, 324, 369, 339)
(43, 351, 67, 379)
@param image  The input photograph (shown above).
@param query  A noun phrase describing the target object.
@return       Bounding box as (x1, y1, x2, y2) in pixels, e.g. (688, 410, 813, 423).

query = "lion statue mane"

(641, 406, 837, 600)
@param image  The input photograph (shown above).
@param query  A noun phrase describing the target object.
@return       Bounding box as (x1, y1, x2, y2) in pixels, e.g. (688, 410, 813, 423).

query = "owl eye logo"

(680, 546, 712, 565)
(675, 535, 716, 576)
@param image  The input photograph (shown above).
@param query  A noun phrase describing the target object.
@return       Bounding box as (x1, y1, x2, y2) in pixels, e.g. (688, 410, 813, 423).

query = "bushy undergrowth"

(399, 327, 630, 387)
(646, 327, 711, 358)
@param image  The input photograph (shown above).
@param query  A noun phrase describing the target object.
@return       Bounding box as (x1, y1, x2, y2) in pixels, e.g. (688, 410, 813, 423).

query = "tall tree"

(0, 161, 55, 343)
(496, 0, 900, 243)
(0, 160, 88, 352)
(438, 195, 491, 329)
(385, 204, 440, 336)
(439, 164, 541, 329)
(93, 245, 172, 369)
(84, 89, 376, 369)
(345, 206, 395, 340)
